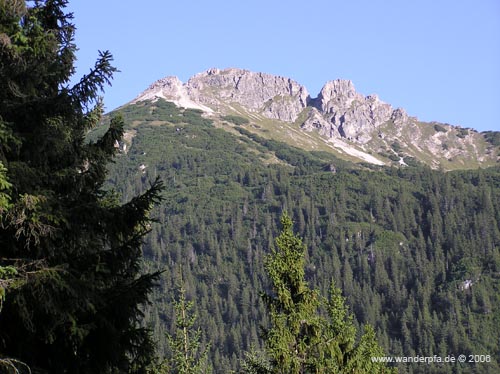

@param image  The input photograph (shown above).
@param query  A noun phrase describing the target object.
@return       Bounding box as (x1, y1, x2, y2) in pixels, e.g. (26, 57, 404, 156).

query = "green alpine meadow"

(1, 1, 499, 373)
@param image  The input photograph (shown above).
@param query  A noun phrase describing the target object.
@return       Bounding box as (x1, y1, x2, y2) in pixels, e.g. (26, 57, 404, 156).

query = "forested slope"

(105, 99, 500, 373)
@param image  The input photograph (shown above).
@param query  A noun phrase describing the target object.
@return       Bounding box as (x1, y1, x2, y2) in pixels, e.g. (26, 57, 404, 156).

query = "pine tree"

(0, 1, 163, 372)
(243, 213, 395, 373)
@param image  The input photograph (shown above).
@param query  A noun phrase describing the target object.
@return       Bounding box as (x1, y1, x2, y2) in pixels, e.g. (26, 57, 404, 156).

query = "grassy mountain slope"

(210, 103, 499, 170)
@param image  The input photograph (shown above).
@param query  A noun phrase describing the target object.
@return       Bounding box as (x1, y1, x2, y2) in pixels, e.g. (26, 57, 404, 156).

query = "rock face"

(133, 76, 213, 112)
(137, 76, 184, 100)
(135, 68, 309, 122)
(313, 79, 407, 144)
(301, 107, 337, 138)
(134, 69, 407, 140)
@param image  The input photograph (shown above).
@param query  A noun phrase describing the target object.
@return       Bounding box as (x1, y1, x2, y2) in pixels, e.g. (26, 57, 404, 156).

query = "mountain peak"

(320, 79, 357, 97)
(135, 68, 310, 122)
(133, 75, 213, 112)
(317, 79, 361, 113)
(129, 68, 499, 169)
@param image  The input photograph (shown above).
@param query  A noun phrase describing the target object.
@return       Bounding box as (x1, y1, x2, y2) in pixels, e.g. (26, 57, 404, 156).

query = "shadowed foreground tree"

(242, 213, 395, 374)
(0, 1, 163, 373)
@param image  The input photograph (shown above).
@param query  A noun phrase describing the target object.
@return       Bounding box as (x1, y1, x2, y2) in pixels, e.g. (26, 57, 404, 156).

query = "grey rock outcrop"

(134, 76, 183, 101)
(134, 68, 310, 122)
(317, 79, 360, 114)
(313, 79, 407, 144)
(134, 69, 411, 143)
(301, 107, 337, 138)
(188, 68, 309, 122)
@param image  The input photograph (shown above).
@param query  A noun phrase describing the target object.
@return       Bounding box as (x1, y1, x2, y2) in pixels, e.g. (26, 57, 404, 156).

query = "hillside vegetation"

(105, 99, 500, 373)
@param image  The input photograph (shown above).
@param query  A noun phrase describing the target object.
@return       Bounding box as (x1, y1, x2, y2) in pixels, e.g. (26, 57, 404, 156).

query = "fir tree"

(0, 1, 163, 372)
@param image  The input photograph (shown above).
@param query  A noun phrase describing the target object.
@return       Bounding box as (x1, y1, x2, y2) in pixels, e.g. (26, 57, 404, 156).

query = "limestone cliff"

(309, 79, 410, 144)
(135, 68, 309, 122)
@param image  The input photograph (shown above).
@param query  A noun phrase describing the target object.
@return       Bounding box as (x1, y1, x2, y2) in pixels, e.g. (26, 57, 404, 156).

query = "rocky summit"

(131, 68, 499, 170)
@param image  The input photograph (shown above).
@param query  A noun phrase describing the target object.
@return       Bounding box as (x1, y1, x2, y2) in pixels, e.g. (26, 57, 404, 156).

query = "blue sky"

(67, 0, 500, 131)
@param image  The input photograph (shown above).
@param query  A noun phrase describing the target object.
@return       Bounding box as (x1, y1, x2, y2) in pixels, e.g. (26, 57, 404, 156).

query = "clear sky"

(67, 0, 500, 131)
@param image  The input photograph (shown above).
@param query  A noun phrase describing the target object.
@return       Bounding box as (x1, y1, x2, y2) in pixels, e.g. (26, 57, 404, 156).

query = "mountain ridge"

(130, 67, 499, 170)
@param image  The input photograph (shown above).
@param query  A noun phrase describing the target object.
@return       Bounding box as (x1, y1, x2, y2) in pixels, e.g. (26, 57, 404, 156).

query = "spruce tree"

(243, 213, 394, 373)
(0, 1, 163, 372)
(159, 280, 211, 374)
(261, 213, 323, 373)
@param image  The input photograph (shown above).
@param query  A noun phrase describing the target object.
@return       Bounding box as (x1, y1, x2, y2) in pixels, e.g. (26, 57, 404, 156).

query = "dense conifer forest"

(104, 99, 500, 373)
